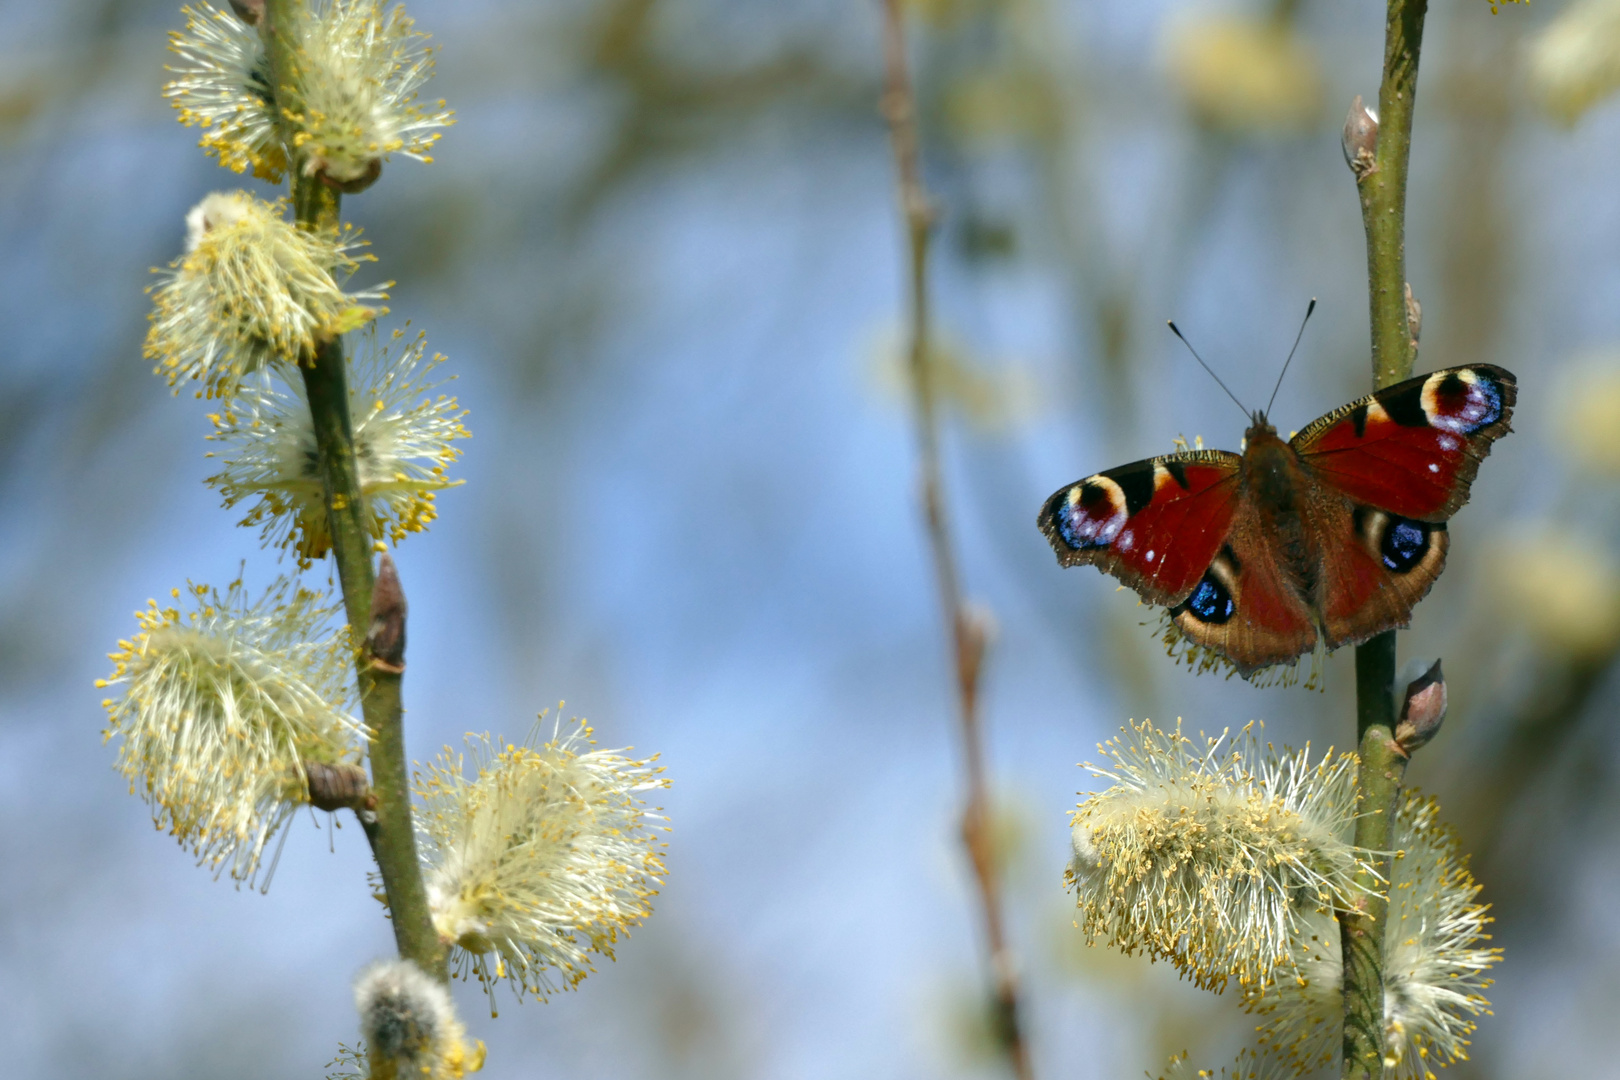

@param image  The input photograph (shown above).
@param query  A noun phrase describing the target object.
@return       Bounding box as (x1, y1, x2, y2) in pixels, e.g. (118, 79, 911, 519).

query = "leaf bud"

(1394, 658, 1446, 754)
(320, 158, 384, 195)
(227, 0, 263, 26)
(1342, 95, 1379, 180)
(367, 552, 407, 673)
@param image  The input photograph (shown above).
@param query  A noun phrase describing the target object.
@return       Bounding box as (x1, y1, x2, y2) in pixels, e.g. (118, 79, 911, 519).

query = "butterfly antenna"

(1167, 321, 1250, 423)
(1265, 298, 1317, 418)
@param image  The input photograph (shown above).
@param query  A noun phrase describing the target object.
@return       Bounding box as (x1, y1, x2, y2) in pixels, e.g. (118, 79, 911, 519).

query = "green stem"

(262, 0, 445, 981)
(1360, 0, 1428, 388)
(1343, 1, 1428, 1075)
(1342, 633, 1405, 1078)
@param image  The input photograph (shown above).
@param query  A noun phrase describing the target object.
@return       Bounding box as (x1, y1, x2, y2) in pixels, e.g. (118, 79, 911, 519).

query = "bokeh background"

(4, 0, 1620, 1076)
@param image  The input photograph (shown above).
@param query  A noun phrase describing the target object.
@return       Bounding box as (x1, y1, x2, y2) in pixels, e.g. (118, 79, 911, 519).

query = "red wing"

(1168, 513, 1318, 676)
(1316, 502, 1451, 650)
(1037, 450, 1241, 606)
(1290, 365, 1516, 521)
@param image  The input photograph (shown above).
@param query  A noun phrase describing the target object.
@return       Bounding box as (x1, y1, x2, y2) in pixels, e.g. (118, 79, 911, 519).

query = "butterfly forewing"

(1290, 364, 1516, 520)
(1037, 451, 1241, 606)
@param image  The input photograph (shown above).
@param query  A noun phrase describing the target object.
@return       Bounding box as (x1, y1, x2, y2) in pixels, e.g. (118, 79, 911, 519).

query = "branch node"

(305, 759, 371, 812)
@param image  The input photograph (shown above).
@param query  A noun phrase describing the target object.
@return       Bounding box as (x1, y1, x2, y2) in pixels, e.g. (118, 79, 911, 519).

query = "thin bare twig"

(878, 4, 1033, 1077)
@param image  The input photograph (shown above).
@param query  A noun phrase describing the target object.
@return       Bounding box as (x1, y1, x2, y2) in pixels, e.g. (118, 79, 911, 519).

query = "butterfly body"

(1038, 365, 1516, 675)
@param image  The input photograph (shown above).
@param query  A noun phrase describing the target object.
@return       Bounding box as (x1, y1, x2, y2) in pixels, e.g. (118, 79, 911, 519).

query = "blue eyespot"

(1382, 518, 1430, 572)
(1184, 573, 1235, 624)
(1056, 509, 1087, 551)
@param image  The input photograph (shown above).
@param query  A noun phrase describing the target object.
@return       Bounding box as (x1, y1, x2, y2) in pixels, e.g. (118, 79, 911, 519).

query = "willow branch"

(262, 0, 446, 981)
(1342, 1, 1428, 1076)
(879, 5, 1032, 1078)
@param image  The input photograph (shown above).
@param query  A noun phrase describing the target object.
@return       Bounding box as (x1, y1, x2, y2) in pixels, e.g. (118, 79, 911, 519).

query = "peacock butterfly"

(1037, 364, 1517, 676)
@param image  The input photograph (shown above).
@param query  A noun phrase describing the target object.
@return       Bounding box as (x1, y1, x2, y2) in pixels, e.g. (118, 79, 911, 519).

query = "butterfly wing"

(1290, 364, 1514, 649)
(1039, 449, 1320, 674)
(1290, 365, 1516, 519)
(1313, 500, 1450, 649)
(1039, 364, 1516, 674)
(1168, 505, 1319, 675)
(1037, 451, 1243, 606)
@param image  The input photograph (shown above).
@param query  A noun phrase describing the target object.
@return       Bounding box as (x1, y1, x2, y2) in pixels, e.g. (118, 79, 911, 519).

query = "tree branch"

(1343, 1, 1428, 1075)
(262, 0, 446, 981)
(879, 4, 1033, 1077)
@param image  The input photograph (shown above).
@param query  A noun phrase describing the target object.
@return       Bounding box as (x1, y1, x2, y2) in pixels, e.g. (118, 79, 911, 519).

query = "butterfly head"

(1245, 412, 1280, 443)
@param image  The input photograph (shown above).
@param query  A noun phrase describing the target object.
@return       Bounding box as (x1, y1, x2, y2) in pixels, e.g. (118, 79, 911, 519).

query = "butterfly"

(1037, 365, 1517, 676)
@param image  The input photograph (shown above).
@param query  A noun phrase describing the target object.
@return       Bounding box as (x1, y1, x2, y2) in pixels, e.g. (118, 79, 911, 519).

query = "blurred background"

(3, 0, 1619, 1076)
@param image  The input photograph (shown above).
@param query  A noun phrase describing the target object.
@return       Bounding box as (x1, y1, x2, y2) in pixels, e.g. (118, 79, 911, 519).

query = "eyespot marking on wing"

(1354, 507, 1446, 574)
(1171, 546, 1241, 626)
(1422, 368, 1504, 434)
(1052, 475, 1129, 550)
(1174, 572, 1235, 625)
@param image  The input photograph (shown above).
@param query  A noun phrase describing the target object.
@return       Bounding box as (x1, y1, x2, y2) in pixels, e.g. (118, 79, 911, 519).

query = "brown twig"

(878, 4, 1033, 1077)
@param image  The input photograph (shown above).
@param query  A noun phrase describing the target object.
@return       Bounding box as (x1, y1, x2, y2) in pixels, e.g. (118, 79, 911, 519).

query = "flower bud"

(367, 552, 407, 673)
(1342, 95, 1379, 180)
(1395, 658, 1446, 754)
(355, 960, 484, 1080)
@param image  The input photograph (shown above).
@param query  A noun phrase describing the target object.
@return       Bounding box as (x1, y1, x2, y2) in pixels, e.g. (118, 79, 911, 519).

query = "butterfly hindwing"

(1167, 512, 1318, 675)
(1037, 450, 1241, 607)
(1290, 364, 1516, 520)
(1315, 502, 1450, 649)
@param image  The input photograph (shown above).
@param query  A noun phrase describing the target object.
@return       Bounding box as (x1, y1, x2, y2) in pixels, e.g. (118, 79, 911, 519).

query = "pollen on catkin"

(354, 960, 485, 1080)
(165, 4, 287, 179)
(1067, 719, 1373, 992)
(293, 0, 456, 185)
(206, 325, 468, 563)
(164, 1, 453, 185)
(98, 575, 365, 887)
(1152, 1047, 1293, 1080)
(1243, 790, 1500, 1080)
(145, 191, 384, 397)
(416, 714, 670, 1010)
